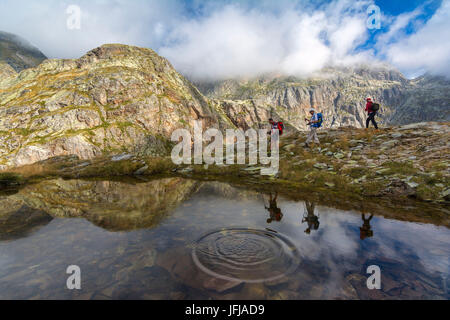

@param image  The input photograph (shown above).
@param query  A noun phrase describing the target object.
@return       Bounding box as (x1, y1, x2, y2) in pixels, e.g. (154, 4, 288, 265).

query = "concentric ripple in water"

(192, 228, 301, 283)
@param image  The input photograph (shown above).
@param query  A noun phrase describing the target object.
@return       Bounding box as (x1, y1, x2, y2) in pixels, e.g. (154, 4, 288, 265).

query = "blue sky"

(0, 0, 449, 79)
(365, 1, 442, 50)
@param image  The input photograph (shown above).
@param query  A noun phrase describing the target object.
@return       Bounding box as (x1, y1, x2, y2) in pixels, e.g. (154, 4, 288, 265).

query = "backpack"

(277, 122, 285, 135)
(372, 103, 380, 112)
(314, 113, 323, 128)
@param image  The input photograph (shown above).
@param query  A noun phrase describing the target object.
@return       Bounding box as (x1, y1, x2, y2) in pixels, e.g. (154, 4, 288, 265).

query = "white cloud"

(376, 9, 422, 46)
(385, 0, 450, 78)
(160, 1, 374, 80)
(0, 0, 449, 79)
(0, 0, 184, 59)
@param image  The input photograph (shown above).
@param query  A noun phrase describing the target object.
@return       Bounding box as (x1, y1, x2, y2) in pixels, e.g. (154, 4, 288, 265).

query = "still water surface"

(0, 178, 448, 299)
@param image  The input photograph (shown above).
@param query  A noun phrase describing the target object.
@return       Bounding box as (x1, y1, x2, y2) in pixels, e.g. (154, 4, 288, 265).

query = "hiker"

(302, 200, 320, 234)
(265, 192, 283, 223)
(268, 118, 283, 152)
(304, 108, 322, 147)
(360, 213, 374, 240)
(268, 118, 284, 136)
(365, 97, 379, 129)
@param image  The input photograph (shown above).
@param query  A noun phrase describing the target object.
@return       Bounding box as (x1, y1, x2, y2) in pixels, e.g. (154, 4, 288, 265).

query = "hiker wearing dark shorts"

(365, 97, 379, 129)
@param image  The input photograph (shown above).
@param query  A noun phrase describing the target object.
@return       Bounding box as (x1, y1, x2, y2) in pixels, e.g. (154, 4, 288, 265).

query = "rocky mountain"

(0, 41, 449, 170)
(0, 31, 47, 72)
(390, 74, 450, 125)
(194, 66, 450, 130)
(0, 62, 17, 79)
(0, 44, 231, 169)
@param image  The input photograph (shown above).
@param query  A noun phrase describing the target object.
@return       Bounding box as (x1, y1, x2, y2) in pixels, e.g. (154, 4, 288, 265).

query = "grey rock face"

(0, 44, 230, 168)
(0, 31, 47, 72)
(195, 66, 450, 130)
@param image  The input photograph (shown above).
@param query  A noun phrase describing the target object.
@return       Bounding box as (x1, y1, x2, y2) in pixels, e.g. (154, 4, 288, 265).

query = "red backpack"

(277, 122, 285, 135)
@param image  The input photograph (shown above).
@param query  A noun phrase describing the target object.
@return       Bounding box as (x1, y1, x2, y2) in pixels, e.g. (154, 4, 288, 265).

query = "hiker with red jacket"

(268, 118, 283, 152)
(268, 118, 284, 135)
(365, 97, 379, 129)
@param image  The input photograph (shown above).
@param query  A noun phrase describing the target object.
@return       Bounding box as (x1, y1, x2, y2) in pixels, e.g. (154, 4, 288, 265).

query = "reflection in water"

(0, 206, 53, 241)
(302, 200, 320, 235)
(2, 178, 199, 232)
(192, 228, 301, 283)
(265, 192, 283, 223)
(360, 214, 374, 240)
(0, 178, 448, 300)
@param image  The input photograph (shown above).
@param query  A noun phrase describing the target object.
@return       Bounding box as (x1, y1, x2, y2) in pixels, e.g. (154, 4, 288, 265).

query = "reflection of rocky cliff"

(9, 178, 200, 231)
(194, 181, 262, 201)
(0, 200, 53, 240)
(0, 178, 268, 235)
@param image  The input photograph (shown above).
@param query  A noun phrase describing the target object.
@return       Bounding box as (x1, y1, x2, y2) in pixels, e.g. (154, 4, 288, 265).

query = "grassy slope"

(2, 124, 448, 214)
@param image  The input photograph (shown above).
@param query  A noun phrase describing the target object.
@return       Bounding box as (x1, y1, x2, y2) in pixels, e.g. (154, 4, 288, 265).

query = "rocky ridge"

(0, 31, 47, 72)
(1, 42, 449, 170)
(195, 66, 450, 130)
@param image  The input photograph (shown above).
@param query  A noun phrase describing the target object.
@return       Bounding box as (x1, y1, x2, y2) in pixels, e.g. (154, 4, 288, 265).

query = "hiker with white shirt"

(304, 108, 323, 148)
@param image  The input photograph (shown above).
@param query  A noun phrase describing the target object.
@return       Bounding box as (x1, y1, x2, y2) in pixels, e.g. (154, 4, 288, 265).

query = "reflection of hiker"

(305, 108, 323, 148)
(302, 200, 320, 234)
(360, 214, 374, 240)
(265, 192, 283, 223)
(365, 98, 379, 130)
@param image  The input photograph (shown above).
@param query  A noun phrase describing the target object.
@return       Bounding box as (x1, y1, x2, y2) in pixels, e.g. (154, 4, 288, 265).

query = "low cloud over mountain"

(0, 0, 449, 80)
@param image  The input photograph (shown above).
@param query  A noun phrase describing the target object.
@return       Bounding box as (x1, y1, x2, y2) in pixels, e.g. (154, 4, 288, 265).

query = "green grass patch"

(382, 161, 417, 176)
(344, 166, 367, 179)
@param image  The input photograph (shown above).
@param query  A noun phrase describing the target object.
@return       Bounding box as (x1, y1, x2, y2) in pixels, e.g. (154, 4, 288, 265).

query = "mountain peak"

(0, 43, 223, 168)
(0, 31, 47, 72)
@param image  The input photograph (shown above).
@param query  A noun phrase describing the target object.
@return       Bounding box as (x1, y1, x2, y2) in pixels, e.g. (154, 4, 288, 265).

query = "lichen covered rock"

(0, 44, 228, 168)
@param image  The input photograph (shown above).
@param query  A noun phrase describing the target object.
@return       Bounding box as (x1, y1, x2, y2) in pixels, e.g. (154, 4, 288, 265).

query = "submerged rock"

(0, 204, 53, 241)
(156, 247, 242, 293)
